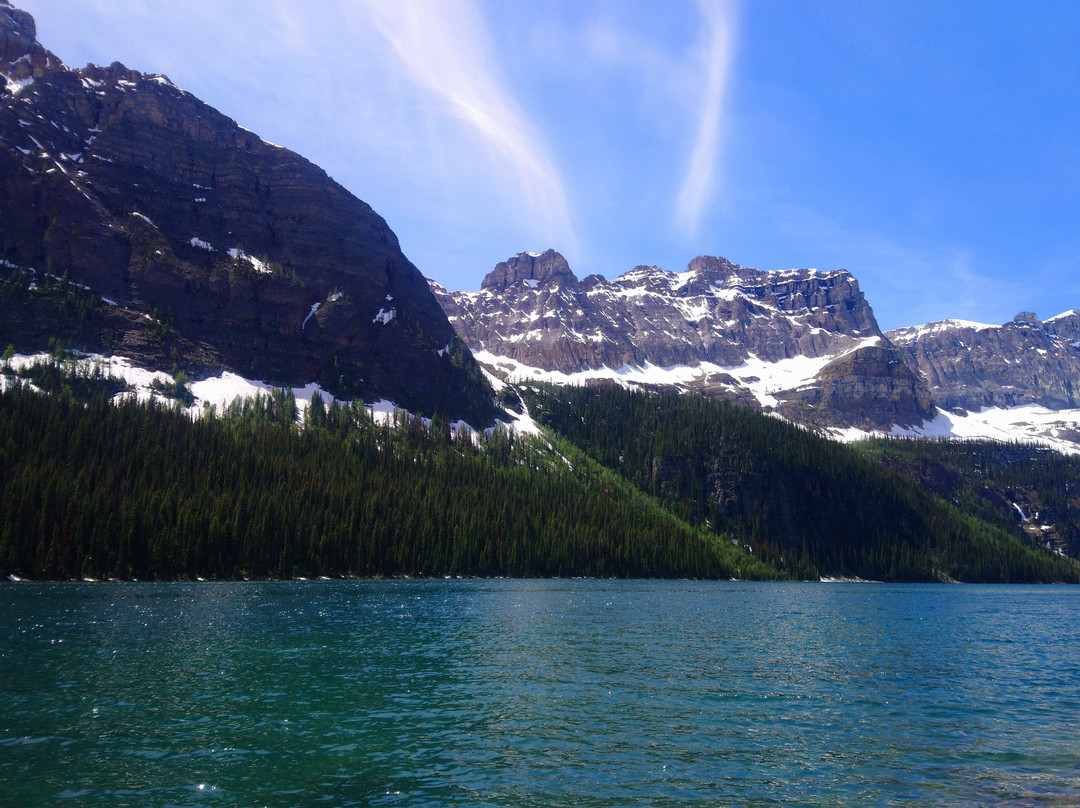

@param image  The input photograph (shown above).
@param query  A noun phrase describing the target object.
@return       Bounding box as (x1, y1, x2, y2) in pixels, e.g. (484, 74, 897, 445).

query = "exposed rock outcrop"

(778, 343, 935, 428)
(0, 2, 494, 421)
(887, 311, 1080, 412)
(481, 249, 575, 291)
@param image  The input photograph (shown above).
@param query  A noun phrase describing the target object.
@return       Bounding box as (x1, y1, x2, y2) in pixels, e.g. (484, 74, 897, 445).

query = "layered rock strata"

(432, 250, 934, 429)
(887, 311, 1080, 412)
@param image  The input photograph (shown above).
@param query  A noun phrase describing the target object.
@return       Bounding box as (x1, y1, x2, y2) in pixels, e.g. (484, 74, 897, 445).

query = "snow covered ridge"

(885, 318, 998, 344)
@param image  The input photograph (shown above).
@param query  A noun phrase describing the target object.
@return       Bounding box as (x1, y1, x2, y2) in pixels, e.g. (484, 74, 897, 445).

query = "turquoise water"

(1, 580, 1078, 807)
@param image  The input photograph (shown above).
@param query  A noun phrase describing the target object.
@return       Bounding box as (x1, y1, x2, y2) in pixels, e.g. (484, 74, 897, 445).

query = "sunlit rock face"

(0, 1, 493, 421)
(432, 250, 934, 430)
(887, 311, 1080, 412)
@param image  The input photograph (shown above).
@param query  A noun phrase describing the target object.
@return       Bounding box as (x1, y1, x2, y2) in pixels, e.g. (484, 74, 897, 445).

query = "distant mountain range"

(3, 0, 1079, 452)
(431, 250, 1080, 451)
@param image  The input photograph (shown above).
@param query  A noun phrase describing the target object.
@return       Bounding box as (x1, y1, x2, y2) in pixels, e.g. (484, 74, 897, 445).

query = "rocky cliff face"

(432, 250, 934, 430)
(886, 311, 1080, 412)
(0, 1, 493, 422)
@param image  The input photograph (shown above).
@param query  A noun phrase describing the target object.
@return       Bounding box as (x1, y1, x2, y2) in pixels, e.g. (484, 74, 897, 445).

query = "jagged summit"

(0, 0, 63, 87)
(0, 2, 494, 422)
(432, 251, 932, 430)
(481, 249, 576, 291)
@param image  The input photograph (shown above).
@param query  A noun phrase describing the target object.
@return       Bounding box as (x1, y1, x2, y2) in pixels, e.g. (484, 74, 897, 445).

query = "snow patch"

(302, 302, 321, 331)
(189, 237, 214, 251)
(188, 371, 334, 418)
(302, 292, 344, 330)
(832, 403, 1080, 455)
(227, 248, 269, 274)
(3, 352, 172, 403)
(4, 74, 34, 95)
(471, 337, 880, 409)
(373, 308, 396, 325)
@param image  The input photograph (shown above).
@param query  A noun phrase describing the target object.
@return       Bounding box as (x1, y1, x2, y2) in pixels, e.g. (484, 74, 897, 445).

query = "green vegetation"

(0, 369, 1076, 583)
(859, 437, 1080, 560)
(0, 381, 767, 581)
(525, 384, 1080, 583)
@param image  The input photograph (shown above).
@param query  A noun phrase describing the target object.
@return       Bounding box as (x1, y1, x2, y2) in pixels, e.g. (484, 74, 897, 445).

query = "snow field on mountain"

(830, 404, 1080, 455)
(473, 337, 881, 408)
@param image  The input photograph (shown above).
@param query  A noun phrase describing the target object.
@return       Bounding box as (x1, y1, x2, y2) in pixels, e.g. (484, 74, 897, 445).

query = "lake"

(1, 580, 1078, 807)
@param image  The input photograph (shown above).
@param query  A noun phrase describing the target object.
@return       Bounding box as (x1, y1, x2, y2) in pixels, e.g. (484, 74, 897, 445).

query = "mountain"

(878, 312, 1080, 451)
(887, 311, 1080, 412)
(431, 249, 934, 431)
(432, 250, 1080, 450)
(0, 1, 494, 422)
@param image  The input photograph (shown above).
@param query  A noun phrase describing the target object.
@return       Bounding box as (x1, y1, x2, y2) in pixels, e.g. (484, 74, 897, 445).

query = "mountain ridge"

(432, 249, 1080, 450)
(432, 249, 935, 431)
(0, 1, 495, 423)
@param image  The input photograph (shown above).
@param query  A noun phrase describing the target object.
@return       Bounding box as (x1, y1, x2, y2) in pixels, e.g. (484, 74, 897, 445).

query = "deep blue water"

(1, 580, 1078, 807)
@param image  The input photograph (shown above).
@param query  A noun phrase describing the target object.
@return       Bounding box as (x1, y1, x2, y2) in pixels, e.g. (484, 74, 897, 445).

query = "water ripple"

(1, 580, 1079, 806)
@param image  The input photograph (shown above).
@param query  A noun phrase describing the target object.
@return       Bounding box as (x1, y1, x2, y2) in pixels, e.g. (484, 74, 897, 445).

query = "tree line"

(2, 368, 1077, 583)
(0, 380, 773, 581)
(524, 383, 1080, 583)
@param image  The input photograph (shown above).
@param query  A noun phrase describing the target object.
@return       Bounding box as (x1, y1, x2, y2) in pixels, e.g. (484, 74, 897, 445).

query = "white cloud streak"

(675, 0, 736, 239)
(361, 1, 577, 255)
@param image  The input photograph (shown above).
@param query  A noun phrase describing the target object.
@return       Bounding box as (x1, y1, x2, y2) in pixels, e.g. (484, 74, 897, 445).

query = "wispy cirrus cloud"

(360, 1, 578, 256)
(675, 0, 736, 240)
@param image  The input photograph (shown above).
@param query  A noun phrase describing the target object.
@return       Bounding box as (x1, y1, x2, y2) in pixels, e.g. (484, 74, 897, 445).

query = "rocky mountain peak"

(686, 254, 740, 281)
(430, 250, 934, 430)
(481, 249, 576, 291)
(0, 0, 61, 86)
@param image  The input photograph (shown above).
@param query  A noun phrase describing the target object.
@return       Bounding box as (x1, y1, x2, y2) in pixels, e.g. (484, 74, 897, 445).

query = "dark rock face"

(432, 250, 934, 429)
(0, 2, 493, 421)
(481, 249, 574, 291)
(887, 312, 1080, 412)
(778, 343, 935, 428)
(1, 1, 61, 83)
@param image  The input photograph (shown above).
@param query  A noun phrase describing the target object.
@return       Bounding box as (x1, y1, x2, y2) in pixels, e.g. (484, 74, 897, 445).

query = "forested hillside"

(0, 380, 773, 581)
(859, 438, 1080, 559)
(525, 383, 1080, 583)
(2, 368, 1077, 583)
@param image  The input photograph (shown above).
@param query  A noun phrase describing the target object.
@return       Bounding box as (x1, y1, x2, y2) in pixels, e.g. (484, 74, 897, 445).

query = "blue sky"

(19, 0, 1080, 330)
